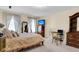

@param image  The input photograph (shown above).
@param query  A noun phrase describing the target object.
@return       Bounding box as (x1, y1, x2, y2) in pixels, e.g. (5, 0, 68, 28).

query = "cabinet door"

(70, 18, 77, 32)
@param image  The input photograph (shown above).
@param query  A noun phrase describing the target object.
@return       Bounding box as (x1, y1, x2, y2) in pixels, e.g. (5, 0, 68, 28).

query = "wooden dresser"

(67, 12, 79, 48)
(67, 32, 79, 48)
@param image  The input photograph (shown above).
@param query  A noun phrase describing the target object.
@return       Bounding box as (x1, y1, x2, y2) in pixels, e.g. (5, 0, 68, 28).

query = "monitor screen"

(38, 20, 45, 25)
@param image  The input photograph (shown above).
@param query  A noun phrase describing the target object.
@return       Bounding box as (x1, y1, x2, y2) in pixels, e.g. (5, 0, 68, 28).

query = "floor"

(25, 38, 79, 52)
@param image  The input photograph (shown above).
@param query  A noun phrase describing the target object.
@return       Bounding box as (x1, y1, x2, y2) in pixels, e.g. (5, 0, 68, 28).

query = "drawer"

(68, 35, 79, 38)
(67, 37, 75, 40)
(68, 40, 79, 44)
(68, 33, 79, 36)
(67, 36, 79, 40)
(68, 42, 79, 48)
(75, 36, 79, 38)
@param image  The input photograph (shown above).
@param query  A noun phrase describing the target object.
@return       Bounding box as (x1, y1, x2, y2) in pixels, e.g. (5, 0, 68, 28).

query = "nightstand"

(0, 36, 6, 52)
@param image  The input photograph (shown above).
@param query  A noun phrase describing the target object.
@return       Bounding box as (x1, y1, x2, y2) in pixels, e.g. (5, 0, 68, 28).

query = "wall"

(0, 10, 3, 24)
(45, 8, 79, 44)
(0, 10, 4, 32)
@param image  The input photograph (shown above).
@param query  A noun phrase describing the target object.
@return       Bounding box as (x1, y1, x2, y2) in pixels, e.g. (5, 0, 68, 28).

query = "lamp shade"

(0, 23, 4, 28)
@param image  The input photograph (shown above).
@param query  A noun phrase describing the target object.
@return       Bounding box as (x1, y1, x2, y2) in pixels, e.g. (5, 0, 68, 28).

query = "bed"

(2, 29, 44, 52)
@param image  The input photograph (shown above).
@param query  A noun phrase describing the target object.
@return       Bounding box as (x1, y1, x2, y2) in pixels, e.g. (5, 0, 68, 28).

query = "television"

(38, 20, 45, 25)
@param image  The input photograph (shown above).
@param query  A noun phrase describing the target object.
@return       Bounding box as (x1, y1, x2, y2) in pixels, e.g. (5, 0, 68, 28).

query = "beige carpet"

(24, 38, 79, 52)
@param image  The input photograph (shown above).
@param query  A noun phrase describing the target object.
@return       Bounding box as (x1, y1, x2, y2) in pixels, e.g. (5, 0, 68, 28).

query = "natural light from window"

(8, 16, 15, 31)
(31, 19, 36, 33)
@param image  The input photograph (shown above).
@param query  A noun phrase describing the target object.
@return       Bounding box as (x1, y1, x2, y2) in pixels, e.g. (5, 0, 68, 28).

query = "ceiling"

(0, 6, 79, 16)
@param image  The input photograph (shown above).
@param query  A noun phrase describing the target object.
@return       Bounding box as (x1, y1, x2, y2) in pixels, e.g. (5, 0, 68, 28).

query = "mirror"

(22, 21, 28, 33)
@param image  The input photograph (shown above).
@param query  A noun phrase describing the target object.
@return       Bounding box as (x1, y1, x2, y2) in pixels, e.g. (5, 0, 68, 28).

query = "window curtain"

(6, 14, 12, 29)
(34, 19, 37, 33)
(28, 19, 32, 33)
(3, 13, 21, 33)
(8, 16, 15, 31)
(28, 18, 37, 33)
(14, 15, 21, 32)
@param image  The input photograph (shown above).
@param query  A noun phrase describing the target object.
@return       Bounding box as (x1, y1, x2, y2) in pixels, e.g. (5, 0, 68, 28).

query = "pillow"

(15, 32, 19, 37)
(2, 28, 13, 39)
(11, 31, 17, 37)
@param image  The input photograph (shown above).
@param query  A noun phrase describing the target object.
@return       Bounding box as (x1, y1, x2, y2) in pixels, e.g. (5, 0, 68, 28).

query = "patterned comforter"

(5, 33, 44, 52)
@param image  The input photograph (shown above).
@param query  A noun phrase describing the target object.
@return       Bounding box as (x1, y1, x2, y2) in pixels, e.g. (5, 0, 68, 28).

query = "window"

(31, 19, 36, 33)
(8, 16, 15, 31)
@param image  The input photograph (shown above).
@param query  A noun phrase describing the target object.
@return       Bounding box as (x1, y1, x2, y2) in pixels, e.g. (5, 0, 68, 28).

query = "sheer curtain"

(6, 14, 12, 29)
(4, 13, 21, 32)
(8, 16, 15, 31)
(31, 19, 36, 33)
(14, 15, 21, 32)
(28, 18, 37, 33)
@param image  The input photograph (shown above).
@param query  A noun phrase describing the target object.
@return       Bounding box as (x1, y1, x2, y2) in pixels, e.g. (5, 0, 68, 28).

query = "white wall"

(0, 10, 3, 23)
(46, 8, 79, 44)
(0, 10, 4, 32)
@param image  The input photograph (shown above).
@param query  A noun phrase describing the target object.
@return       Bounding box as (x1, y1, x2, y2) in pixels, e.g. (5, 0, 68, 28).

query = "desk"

(51, 32, 63, 45)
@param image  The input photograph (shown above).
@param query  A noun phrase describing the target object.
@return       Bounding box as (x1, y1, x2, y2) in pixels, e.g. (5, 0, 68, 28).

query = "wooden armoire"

(67, 12, 79, 48)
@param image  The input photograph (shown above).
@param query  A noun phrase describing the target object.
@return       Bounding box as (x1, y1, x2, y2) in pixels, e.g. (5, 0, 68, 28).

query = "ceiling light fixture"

(9, 6, 12, 9)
